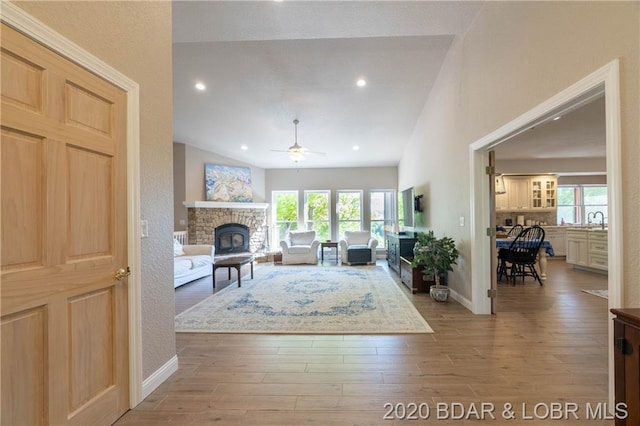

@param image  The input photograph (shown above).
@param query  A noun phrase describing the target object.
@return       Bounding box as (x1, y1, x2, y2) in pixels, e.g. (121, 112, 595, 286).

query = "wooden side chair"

(502, 225, 546, 285)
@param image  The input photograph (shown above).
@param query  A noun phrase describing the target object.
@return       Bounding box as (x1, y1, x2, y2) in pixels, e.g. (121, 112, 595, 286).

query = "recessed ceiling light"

(240, 145, 248, 151)
(352, 145, 360, 151)
(194, 82, 206, 91)
(553, 115, 561, 121)
(356, 79, 367, 87)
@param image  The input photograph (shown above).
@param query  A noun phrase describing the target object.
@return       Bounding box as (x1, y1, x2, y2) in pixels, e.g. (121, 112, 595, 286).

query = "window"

(370, 190, 396, 248)
(272, 191, 298, 245)
(397, 191, 405, 229)
(557, 185, 607, 225)
(336, 190, 362, 239)
(557, 186, 579, 224)
(304, 190, 330, 241)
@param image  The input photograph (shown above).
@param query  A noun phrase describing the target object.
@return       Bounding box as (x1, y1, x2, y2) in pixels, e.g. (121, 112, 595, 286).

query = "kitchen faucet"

(587, 212, 595, 225)
(593, 211, 605, 230)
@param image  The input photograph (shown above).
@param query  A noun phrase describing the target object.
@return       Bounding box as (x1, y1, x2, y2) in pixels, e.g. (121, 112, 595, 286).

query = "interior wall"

(398, 1, 639, 304)
(173, 143, 186, 231)
(497, 157, 606, 175)
(13, 1, 177, 379)
(183, 143, 266, 203)
(558, 175, 607, 185)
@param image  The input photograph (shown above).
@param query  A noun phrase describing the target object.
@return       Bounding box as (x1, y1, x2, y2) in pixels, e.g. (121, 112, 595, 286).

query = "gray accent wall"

(182, 143, 266, 203)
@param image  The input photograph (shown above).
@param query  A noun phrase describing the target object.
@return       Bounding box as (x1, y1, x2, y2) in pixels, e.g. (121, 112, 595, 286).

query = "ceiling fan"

(271, 119, 325, 162)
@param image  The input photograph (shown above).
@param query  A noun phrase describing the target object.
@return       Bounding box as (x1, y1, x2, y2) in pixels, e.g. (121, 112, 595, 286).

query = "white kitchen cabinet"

(587, 231, 608, 271)
(544, 227, 566, 257)
(495, 192, 509, 210)
(506, 177, 531, 210)
(566, 230, 588, 266)
(530, 175, 557, 210)
(566, 229, 607, 271)
(497, 175, 557, 211)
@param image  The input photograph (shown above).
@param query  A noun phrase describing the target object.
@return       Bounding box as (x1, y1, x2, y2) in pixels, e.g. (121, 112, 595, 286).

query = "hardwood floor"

(116, 259, 613, 425)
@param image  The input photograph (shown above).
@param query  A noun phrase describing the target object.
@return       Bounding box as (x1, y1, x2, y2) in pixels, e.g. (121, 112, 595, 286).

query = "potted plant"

(411, 230, 459, 302)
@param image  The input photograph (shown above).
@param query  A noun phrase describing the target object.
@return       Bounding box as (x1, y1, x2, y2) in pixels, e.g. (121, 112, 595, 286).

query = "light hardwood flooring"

(115, 259, 613, 425)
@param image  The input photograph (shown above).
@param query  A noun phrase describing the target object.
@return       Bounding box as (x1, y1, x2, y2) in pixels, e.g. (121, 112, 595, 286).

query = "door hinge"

(485, 166, 495, 175)
(486, 227, 495, 236)
(615, 337, 633, 355)
(487, 289, 497, 298)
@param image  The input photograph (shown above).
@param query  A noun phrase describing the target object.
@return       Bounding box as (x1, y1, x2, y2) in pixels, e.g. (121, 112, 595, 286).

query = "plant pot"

(430, 285, 450, 303)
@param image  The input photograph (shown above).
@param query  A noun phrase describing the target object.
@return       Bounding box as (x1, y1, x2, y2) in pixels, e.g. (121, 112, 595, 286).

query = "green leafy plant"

(410, 230, 459, 288)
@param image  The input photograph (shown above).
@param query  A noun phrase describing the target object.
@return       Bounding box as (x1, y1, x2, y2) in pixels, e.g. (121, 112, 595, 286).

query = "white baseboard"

(141, 355, 179, 401)
(449, 287, 473, 312)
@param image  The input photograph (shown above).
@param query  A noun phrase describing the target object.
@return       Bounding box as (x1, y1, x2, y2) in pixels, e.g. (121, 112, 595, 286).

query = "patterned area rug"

(175, 265, 433, 334)
(581, 289, 608, 299)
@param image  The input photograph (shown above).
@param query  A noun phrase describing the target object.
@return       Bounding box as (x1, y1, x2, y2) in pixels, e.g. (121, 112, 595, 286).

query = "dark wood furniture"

(399, 256, 431, 293)
(611, 308, 640, 425)
(320, 241, 338, 264)
(386, 233, 417, 274)
(213, 254, 255, 289)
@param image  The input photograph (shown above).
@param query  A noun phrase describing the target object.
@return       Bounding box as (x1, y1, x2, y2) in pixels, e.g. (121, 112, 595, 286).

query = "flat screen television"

(401, 187, 414, 228)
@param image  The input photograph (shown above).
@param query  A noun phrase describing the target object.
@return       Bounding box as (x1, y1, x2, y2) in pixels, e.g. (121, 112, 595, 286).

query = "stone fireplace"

(215, 223, 250, 255)
(184, 201, 268, 254)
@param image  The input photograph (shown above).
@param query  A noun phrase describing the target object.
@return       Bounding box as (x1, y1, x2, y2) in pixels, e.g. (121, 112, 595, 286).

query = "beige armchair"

(280, 230, 320, 265)
(340, 231, 378, 265)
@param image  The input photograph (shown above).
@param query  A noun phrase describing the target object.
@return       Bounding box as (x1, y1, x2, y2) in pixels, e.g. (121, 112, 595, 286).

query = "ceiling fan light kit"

(271, 119, 325, 163)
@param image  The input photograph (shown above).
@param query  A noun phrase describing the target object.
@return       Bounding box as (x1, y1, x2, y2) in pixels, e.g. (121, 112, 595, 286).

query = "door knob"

(115, 267, 131, 281)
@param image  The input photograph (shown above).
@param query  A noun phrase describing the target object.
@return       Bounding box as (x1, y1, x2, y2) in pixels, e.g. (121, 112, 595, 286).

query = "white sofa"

(173, 238, 215, 288)
(280, 230, 320, 265)
(340, 230, 378, 265)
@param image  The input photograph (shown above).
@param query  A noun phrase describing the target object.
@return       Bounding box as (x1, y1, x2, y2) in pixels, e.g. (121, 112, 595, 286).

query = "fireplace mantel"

(183, 201, 269, 210)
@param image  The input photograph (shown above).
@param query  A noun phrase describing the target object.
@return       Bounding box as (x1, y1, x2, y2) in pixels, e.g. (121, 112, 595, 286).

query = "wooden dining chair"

(502, 225, 546, 285)
(496, 224, 524, 281)
(507, 224, 524, 237)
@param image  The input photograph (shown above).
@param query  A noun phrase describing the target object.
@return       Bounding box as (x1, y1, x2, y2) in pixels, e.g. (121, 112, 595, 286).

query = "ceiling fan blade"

(271, 119, 327, 159)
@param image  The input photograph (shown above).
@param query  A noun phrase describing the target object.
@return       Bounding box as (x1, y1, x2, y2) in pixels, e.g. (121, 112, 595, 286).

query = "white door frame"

(1, 3, 144, 406)
(469, 59, 622, 406)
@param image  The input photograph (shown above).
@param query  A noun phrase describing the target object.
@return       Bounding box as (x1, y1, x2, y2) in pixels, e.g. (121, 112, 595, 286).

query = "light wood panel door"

(1, 23, 129, 425)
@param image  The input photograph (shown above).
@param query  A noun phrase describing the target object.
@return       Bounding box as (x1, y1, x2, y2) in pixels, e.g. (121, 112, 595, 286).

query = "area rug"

(581, 289, 608, 299)
(175, 265, 433, 334)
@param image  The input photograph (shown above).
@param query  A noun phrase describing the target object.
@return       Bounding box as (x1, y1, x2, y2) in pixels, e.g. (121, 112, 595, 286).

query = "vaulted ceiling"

(172, 1, 605, 170)
(172, 1, 483, 168)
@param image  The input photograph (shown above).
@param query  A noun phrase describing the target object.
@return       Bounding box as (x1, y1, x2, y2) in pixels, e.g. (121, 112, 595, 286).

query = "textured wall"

(399, 1, 639, 303)
(13, 1, 177, 379)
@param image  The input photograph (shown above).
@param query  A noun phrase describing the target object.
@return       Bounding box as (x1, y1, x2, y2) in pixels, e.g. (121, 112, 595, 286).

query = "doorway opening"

(470, 59, 622, 406)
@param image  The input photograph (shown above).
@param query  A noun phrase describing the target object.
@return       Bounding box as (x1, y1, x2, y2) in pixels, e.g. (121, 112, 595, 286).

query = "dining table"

(496, 238, 555, 281)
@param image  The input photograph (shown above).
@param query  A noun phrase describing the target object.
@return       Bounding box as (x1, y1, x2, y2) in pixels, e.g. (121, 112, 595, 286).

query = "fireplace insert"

(215, 223, 250, 255)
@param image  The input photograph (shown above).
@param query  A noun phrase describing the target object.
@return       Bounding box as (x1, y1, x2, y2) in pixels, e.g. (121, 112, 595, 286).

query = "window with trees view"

(397, 191, 404, 229)
(272, 191, 298, 244)
(370, 190, 396, 248)
(557, 185, 607, 225)
(304, 190, 330, 241)
(337, 190, 362, 239)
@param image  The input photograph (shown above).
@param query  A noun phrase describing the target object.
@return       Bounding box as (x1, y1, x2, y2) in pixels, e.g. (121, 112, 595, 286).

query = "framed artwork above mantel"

(204, 163, 253, 202)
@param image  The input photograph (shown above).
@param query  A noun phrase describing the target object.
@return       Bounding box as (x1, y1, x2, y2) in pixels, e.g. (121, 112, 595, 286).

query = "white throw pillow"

(173, 239, 184, 257)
